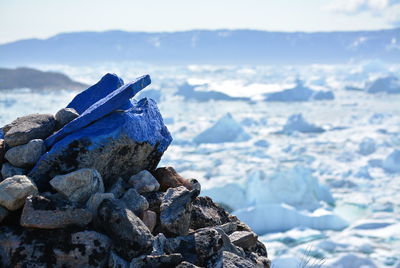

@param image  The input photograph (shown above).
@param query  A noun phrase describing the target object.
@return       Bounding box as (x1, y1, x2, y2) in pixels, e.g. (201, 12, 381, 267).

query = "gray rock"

(141, 210, 157, 232)
(20, 195, 92, 229)
(121, 188, 149, 216)
(109, 251, 129, 268)
(143, 191, 164, 214)
(4, 139, 46, 168)
(0, 226, 111, 267)
(0, 206, 8, 223)
(160, 186, 194, 236)
(219, 222, 238, 235)
(108, 177, 127, 198)
(128, 170, 160, 193)
(152, 233, 168, 255)
(1, 162, 26, 179)
(3, 113, 56, 147)
(176, 261, 202, 268)
(229, 231, 258, 249)
(0, 175, 38, 210)
(211, 251, 255, 268)
(50, 168, 104, 203)
(55, 107, 79, 129)
(129, 254, 182, 268)
(86, 192, 115, 215)
(190, 196, 230, 230)
(95, 198, 154, 260)
(0, 139, 5, 164)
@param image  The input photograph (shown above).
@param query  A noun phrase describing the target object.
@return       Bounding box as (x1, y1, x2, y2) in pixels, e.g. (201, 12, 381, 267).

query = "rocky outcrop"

(0, 73, 270, 267)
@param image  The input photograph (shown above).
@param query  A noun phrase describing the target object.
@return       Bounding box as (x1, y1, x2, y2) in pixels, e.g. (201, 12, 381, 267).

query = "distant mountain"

(0, 29, 399, 65)
(0, 67, 87, 90)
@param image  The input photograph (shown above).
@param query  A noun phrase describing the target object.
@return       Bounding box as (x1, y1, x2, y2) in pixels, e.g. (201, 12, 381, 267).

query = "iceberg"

(366, 76, 400, 94)
(282, 114, 325, 134)
(193, 113, 250, 144)
(382, 150, 400, 173)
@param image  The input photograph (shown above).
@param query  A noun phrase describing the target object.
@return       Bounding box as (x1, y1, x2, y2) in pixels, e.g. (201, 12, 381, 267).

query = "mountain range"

(0, 28, 399, 65)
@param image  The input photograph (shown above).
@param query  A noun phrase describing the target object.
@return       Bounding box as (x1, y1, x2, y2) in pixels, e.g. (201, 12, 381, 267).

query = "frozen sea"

(1, 62, 400, 267)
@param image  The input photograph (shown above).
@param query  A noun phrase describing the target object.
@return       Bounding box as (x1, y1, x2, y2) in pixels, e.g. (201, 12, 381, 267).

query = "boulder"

(211, 251, 255, 268)
(30, 98, 172, 192)
(229, 231, 258, 249)
(190, 196, 230, 230)
(143, 191, 165, 214)
(141, 210, 157, 232)
(176, 262, 202, 268)
(160, 186, 194, 236)
(0, 139, 4, 163)
(0, 175, 38, 210)
(50, 168, 104, 203)
(95, 198, 154, 260)
(121, 188, 149, 215)
(0, 227, 111, 267)
(109, 251, 130, 268)
(3, 113, 56, 147)
(4, 139, 46, 168)
(55, 107, 79, 129)
(128, 170, 160, 193)
(45, 74, 152, 147)
(0, 206, 8, 223)
(20, 195, 93, 229)
(153, 167, 194, 192)
(1, 162, 26, 179)
(86, 192, 115, 215)
(129, 253, 182, 268)
(108, 177, 127, 198)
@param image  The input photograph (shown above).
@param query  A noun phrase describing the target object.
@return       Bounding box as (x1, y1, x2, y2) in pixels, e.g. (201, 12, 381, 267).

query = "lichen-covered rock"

(20, 195, 93, 229)
(128, 170, 160, 193)
(30, 98, 172, 192)
(4, 139, 46, 168)
(121, 188, 149, 216)
(0, 226, 111, 267)
(0, 175, 38, 210)
(50, 168, 104, 203)
(1, 162, 26, 179)
(129, 253, 182, 268)
(55, 107, 79, 129)
(95, 198, 154, 260)
(190, 196, 230, 230)
(160, 186, 195, 236)
(153, 167, 194, 191)
(3, 113, 56, 147)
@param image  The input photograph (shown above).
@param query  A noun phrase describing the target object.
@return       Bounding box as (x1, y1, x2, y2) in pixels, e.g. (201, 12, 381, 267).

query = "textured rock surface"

(128, 170, 160, 193)
(0, 139, 4, 164)
(130, 253, 182, 268)
(55, 107, 79, 129)
(141, 210, 157, 232)
(3, 113, 56, 147)
(30, 98, 172, 191)
(153, 166, 193, 191)
(212, 251, 255, 268)
(20, 195, 92, 229)
(108, 177, 127, 198)
(4, 139, 46, 168)
(46, 75, 151, 147)
(50, 168, 104, 203)
(190, 196, 230, 230)
(0, 227, 111, 267)
(86, 192, 115, 215)
(121, 188, 149, 215)
(229, 231, 258, 249)
(1, 162, 26, 179)
(0, 206, 8, 222)
(95, 198, 154, 260)
(160, 186, 194, 236)
(0, 175, 38, 210)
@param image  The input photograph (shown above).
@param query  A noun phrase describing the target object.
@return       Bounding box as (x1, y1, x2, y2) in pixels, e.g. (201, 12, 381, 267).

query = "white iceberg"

(282, 114, 325, 134)
(193, 113, 251, 144)
(358, 137, 376, 156)
(382, 150, 400, 173)
(366, 76, 400, 94)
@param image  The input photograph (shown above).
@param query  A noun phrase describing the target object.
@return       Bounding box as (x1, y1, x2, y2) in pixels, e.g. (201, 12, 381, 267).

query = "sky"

(0, 0, 399, 44)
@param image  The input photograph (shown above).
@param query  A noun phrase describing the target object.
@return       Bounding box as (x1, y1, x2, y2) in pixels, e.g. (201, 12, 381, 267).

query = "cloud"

(326, 0, 400, 27)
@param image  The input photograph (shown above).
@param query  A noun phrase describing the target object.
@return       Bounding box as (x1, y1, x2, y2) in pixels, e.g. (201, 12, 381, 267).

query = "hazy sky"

(0, 0, 399, 44)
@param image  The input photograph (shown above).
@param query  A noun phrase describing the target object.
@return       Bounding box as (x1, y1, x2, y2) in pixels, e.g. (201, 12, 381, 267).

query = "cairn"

(0, 73, 270, 267)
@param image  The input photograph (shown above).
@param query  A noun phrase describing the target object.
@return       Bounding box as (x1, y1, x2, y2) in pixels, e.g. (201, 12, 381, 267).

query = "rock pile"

(0, 73, 270, 267)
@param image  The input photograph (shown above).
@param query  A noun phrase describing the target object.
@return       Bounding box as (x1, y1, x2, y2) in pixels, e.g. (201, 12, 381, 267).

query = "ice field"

(1, 62, 399, 267)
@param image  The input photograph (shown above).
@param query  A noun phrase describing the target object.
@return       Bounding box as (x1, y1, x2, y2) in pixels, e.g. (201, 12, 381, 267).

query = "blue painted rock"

(45, 75, 151, 148)
(30, 98, 172, 191)
(67, 73, 124, 114)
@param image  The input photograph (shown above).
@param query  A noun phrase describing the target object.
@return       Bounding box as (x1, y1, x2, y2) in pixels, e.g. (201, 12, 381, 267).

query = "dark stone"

(1, 163, 26, 180)
(176, 261, 202, 268)
(160, 186, 194, 236)
(0, 206, 8, 223)
(30, 98, 172, 192)
(108, 177, 127, 198)
(3, 113, 56, 147)
(153, 167, 194, 192)
(95, 198, 153, 260)
(108, 250, 129, 268)
(120, 188, 149, 216)
(55, 108, 79, 129)
(0, 139, 4, 164)
(190, 196, 230, 230)
(129, 253, 182, 268)
(0, 226, 111, 267)
(210, 251, 255, 268)
(142, 191, 164, 214)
